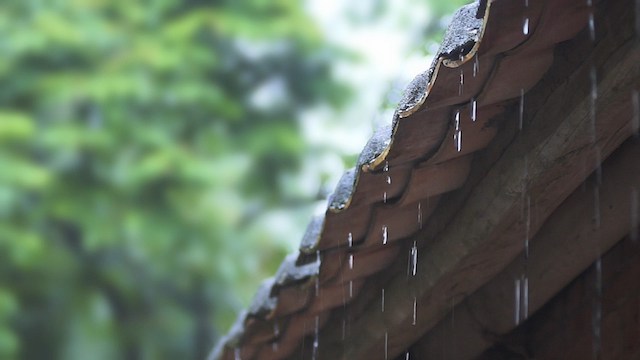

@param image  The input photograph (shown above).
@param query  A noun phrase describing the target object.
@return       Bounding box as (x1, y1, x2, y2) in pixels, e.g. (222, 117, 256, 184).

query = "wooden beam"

(412, 138, 640, 359)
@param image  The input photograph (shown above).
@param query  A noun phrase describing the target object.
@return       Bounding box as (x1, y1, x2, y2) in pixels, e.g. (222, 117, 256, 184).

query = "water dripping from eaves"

(384, 332, 389, 360)
(473, 55, 479, 77)
(592, 257, 603, 360)
(519, 89, 525, 130)
(589, 65, 598, 142)
(412, 296, 417, 325)
(631, 187, 639, 242)
(382, 225, 388, 245)
(522, 17, 530, 35)
(312, 315, 319, 360)
(454, 109, 462, 152)
(470, 98, 477, 122)
(587, 0, 596, 42)
(631, 90, 639, 136)
(410, 241, 418, 276)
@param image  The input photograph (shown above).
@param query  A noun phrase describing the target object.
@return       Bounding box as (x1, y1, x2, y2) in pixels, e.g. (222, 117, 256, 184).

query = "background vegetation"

(0, 0, 468, 359)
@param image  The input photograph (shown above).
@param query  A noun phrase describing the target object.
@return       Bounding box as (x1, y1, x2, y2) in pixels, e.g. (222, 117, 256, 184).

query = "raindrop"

(315, 277, 319, 297)
(312, 316, 319, 360)
(454, 110, 462, 152)
(381, 288, 385, 312)
(417, 203, 423, 229)
(519, 88, 525, 130)
(348, 232, 353, 248)
(631, 187, 639, 242)
(594, 186, 601, 229)
(522, 17, 530, 35)
(592, 257, 603, 359)
(525, 0, 529, 7)
(349, 280, 353, 298)
(525, 195, 531, 259)
(406, 351, 410, 360)
(412, 296, 417, 325)
(473, 55, 479, 77)
(636, 0, 640, 37)
(590, 66, 598, 141)
(274, 323, 280, 337)
(382, 225, 388, 245)
(383, 161, 389, 172)
(588, 12, 596, 42)
(383, 191, 388, 203)
(384, 332, 389, 360)
(386, 175, 392, 185)
(410, 241, 418, 276)
(514, 278, 521, 325)
(470, 98, 477, 122)
(459, 69, 464, 95)
(632, 90, 639, 136)
(272, 341, 278, 352)
(234, 348, 241, 360)
(342, 319, 346, 340)
(523, 276, 529, 320)
(348, 253, 354, 270)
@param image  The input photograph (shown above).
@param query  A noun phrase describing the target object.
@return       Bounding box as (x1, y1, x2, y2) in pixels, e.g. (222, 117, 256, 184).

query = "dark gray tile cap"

(356, 124, 393, 168)
(247, 278, 277, 318)
(299, 214, 325, 254)
(396, 1, 483, 115)
(207, 310, 248, 360)
(328, 167, 357, 211)
(274, 253, 320, 287)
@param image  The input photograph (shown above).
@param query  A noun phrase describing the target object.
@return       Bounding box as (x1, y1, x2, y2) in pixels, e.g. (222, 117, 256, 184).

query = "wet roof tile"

(209, 0, 593, 358)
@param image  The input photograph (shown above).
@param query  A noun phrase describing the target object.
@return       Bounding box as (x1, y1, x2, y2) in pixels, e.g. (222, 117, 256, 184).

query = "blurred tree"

(0, 0, 349, 359)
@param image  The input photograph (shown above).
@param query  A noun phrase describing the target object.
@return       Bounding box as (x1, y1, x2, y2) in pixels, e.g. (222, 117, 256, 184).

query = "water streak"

(592, 257, 603, 360)
(382, 225, 388, 245)
(381, 288, 385, 312)
(384, 332, 389, 360)
(519, 88, 525, 130)
(349, 280, 353, 298)
(348, 253, 354, 270)
(471, 98, 477, 122)
(412, 296, 417, 325)
(312, 316, 319, 360)
(632, 90, 640, 136)
(348, 232, 353, 248)
(632, 187, 639, 242)
(522, 17, 529, 35)
(459, 69, 464, 95)
(234, 348, 241, 360)
(514, 278, 521, 325)
(589, 66, 598, 142)
(454, 110, 462, 152)
(636, 0, 640, 37)
(386, 175, 392, 185)
(473, 55, 479, 77)
(410, 241, 418, 276)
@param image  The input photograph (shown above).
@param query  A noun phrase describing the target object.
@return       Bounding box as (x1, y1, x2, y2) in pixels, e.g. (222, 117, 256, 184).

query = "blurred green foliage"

(0, 0, 471, 359)
(0, 0, 349, 359)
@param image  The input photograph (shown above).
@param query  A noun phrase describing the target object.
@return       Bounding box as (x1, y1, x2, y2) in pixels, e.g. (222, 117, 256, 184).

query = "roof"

(209, 0, 640, 358)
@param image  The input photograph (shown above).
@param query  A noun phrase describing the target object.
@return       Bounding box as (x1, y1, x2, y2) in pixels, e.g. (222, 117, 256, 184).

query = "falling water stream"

(454, 109, 462, 152)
